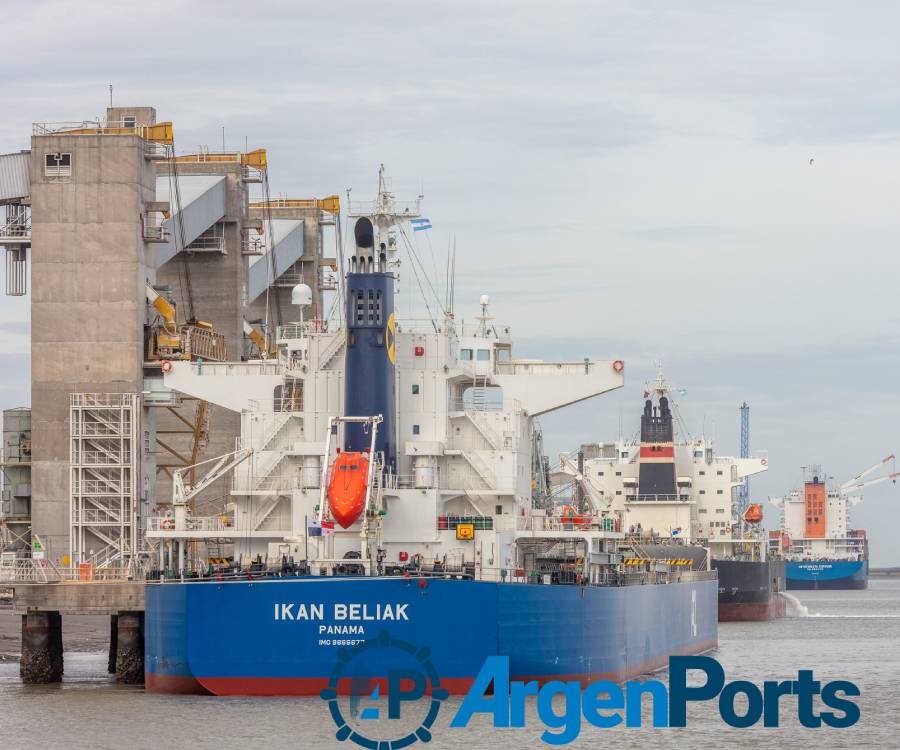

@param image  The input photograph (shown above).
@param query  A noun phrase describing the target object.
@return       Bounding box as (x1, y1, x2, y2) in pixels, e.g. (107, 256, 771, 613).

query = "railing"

(626, 494, 683, 502)
(71, 422, 123, 437)
(71, 479, 123, 494)
(183, 325, 227, 361)
(147, 515, 234, 533)
(71, 507, 121, 524)
(143, 141, 168, 159)
(142, 213, 169, 242)
(493, 360, 599, 376)
(277, 322, 329, 340)
(0, 558, 136, 583)
(190, 361, 280, 376)
(449, 398, 522, 414)
(517, 515, 621, 533)
(73, 450, 132, 465)
(71, 393, 135, 407)
(186, 234, 225, 252)
(241, 234, 265, 255)
(247, 397, 305, 414)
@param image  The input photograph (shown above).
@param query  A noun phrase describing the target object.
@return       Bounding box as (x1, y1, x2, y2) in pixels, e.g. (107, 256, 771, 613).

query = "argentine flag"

(410, 217, 432, 232)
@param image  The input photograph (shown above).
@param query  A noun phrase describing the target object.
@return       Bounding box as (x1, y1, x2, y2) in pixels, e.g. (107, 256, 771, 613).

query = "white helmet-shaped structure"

(291, 283, 312, 306)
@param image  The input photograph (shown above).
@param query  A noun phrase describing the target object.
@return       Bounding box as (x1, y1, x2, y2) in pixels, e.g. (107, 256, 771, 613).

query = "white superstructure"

(563, 370, 768, 561)
(146, 171, 643, 585)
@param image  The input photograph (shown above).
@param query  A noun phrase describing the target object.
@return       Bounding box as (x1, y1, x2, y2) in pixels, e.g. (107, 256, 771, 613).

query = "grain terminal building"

(0, 106, 338, 568)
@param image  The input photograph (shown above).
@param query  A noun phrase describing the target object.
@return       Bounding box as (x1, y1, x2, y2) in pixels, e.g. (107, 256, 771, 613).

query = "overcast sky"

(1, 1, 899, 563)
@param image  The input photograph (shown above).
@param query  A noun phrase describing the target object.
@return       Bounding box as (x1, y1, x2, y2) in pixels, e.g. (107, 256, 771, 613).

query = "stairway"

(319, 330, 346, 370)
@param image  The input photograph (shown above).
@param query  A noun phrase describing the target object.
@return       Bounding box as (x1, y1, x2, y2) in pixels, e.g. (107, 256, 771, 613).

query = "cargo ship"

(143, 170, 718, 695)
(559, 368, 785, 621)
(769, 460, 897, 590)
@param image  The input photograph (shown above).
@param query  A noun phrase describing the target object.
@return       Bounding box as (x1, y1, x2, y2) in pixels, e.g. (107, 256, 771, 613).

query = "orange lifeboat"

(327, 451, 370, 528)
(742, 503, 763, 524)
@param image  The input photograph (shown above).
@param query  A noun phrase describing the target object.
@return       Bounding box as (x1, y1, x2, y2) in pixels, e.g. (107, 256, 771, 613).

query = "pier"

(8, 581, 144, 684)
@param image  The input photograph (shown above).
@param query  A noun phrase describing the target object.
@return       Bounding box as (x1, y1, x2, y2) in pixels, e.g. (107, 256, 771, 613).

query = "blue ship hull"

(785, 560, 867, 590)
(145, 577, 718, 695)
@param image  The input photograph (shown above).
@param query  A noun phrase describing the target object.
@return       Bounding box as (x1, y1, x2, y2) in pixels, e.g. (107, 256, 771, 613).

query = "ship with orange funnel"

(770, 459, 898, 589)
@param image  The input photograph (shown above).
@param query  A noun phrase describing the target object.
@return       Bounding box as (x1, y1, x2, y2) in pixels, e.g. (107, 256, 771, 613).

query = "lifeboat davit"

(327, 451, 369, 528)
(742, 503, 764, 524)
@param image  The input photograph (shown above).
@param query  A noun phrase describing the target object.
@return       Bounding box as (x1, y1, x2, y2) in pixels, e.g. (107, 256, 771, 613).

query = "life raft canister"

(742, 503, 764, 524)
(327, 451, 370, 528)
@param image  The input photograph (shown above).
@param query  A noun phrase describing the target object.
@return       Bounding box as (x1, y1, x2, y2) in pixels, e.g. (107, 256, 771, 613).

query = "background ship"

(769, 459, 898, 590)
(558, 368, 785, 621)
(142, 170, 719, 695)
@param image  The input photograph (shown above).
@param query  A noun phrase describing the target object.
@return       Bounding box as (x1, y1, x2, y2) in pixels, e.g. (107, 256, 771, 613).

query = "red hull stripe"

(147, 638, 719, 696)
(718, 599, 786, 622)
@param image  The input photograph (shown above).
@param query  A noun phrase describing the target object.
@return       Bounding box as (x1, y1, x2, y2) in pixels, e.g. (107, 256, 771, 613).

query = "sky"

(1, 1, 899, 563)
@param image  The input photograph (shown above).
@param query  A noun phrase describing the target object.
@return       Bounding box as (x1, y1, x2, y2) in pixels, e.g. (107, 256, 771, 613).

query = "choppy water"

(1, 579, 899, 749)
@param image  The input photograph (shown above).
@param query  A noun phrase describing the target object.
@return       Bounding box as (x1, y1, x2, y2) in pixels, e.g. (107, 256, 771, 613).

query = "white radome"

(291, 283, 313, 306)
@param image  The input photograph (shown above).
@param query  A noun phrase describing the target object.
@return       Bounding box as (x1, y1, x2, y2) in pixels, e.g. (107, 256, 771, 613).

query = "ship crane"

(170, 447, 253, 529)
(558, 453, 611, 512)
(839, 454, 897, 497)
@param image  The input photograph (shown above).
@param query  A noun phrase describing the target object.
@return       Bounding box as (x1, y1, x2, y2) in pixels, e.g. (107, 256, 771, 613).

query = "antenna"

(449, 236, 456, 316)
(109, 84, 113, 108)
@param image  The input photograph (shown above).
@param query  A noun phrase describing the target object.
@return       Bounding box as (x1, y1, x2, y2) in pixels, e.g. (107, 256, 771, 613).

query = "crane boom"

(172, 448, 253, 506)
(558, 453, 609, 512)
(839, 471, 900, 496)
(840, 454, 895, 491)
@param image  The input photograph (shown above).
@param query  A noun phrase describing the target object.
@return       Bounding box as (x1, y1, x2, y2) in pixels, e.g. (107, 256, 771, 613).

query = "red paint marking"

(639, 446, 674, 459)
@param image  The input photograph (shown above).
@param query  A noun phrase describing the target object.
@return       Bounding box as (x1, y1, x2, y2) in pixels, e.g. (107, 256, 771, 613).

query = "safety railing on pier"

(0, 558, 137, 583)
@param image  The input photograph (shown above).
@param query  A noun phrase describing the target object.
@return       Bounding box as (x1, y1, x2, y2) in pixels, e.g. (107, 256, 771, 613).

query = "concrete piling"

(115, 611, 144, 684)
(108, 614, 118, 674)
(20, 611, 63, 684)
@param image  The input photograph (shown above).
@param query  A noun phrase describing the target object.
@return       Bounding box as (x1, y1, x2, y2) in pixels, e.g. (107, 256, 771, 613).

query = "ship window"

(123, 115, 136, 128)
(355, 291, 365, 325)
(716, 508, 725, 513)
(476, 349, 490, 361)
(460, 349, 473, 361)
(598, 471, 604, 476)
(717, 489, 723, 494)
(620, 452, 628, 459)
(698, 508, 707, 514)
(615, 471, 621, 476)
(495, 505, 503, 514)
(412, 424, 420, 435)
(412, 384, 420, 395)
(694, 451, 703, 459)
(375, 290, 383, 325)
(716, 470, 723, 475)
(699, 471, 705, 476)
(699, 490, 706, 495)
(45, 152, 71, 177)
(615, 490, 622, 495)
